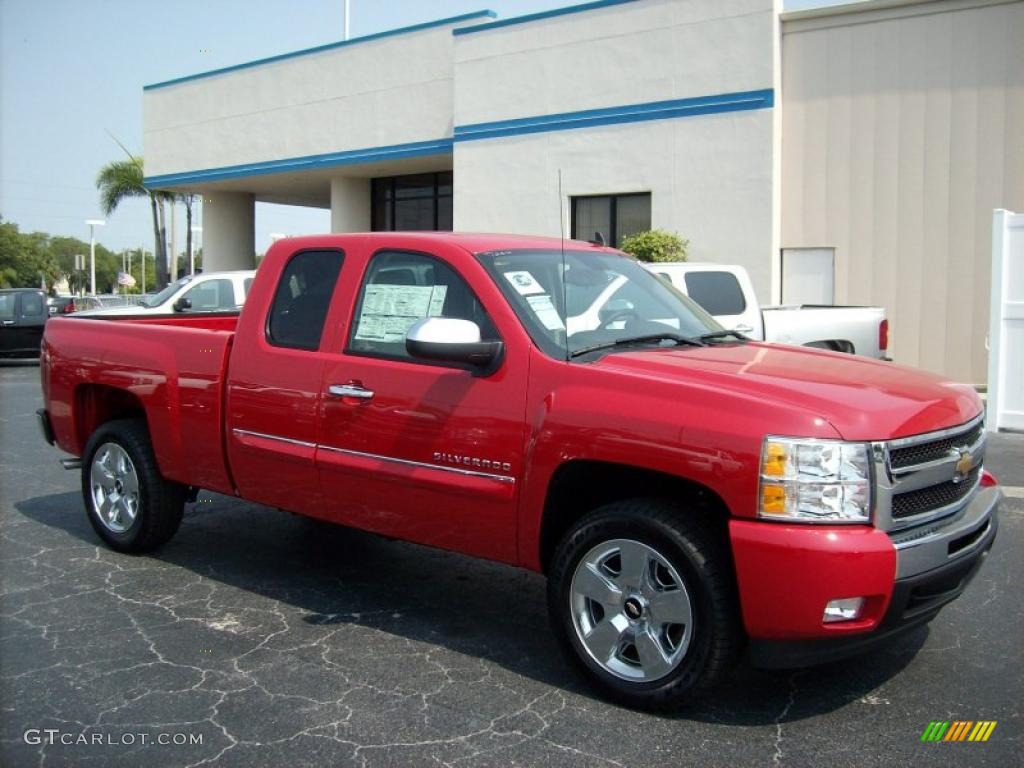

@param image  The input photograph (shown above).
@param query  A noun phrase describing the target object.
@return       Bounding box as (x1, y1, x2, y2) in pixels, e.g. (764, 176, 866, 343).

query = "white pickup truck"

(77, 271, 256, 316)
(644, 262, 889, 359)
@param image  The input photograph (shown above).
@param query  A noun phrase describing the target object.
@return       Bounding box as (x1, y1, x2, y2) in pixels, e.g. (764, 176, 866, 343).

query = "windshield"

(477, 249, 723, 359)
(141, 276, 192, 308)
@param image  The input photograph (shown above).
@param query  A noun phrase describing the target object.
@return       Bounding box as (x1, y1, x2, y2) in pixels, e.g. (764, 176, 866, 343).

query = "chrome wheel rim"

(569, 538, 693, 682)
(90, 443, 140, 534)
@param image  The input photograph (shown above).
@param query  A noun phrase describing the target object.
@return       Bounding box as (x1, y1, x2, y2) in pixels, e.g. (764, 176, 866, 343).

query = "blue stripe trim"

(143, 138, 454, 188)
(453, 0, 639, 35)
(454, 89, 774, 142)
(144, 10, 497, 90)
(142, 89, 772, 187)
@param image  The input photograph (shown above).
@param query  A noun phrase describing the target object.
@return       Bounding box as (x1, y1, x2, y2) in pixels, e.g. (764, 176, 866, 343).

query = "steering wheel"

(599, 308, 639, 330)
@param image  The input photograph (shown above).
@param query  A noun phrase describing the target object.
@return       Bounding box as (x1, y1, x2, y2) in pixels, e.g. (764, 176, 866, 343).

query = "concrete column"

(202, 192, 256, 271)
(331, 177, 371, 232)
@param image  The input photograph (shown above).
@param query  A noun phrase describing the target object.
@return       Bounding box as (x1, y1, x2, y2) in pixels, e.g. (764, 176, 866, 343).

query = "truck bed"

(42, 313, 238, 495)
(761, 304, 887, 357)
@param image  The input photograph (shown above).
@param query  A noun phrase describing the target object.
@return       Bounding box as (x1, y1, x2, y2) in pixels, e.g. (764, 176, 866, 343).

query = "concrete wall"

(781, 0, 1024, 384)
(452, 0, 780, 299)
(143, 21, 467, 178)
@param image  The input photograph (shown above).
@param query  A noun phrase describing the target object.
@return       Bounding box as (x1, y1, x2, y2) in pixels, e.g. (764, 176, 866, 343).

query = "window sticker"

(354, 284, 447, 343)
(503, 270, 545, 296)
(526, 294, 565, 331)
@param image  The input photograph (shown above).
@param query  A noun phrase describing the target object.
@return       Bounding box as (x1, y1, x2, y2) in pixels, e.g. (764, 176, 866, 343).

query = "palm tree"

(96, 157, 172, 290)
(180, 193, 195, 275)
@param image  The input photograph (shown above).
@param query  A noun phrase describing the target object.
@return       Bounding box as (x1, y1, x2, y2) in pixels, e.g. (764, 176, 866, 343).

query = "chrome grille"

(872, 414, 986, 532)
(889, 422, 984, 470)
(892, 466, 982, 519)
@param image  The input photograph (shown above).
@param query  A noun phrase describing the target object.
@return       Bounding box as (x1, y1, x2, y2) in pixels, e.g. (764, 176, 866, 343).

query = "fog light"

(823, 597, 865, 623)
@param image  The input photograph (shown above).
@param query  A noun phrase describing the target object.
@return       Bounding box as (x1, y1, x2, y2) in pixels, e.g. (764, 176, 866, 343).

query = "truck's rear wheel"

(82, 419, 186, 553)
(547, 499, 741, 710)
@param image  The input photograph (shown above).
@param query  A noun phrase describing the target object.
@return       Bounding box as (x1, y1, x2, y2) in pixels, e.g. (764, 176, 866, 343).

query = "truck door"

(316, 245, 529, 565)
(226, 249, 345, 514)
(17, 291, 46, 353)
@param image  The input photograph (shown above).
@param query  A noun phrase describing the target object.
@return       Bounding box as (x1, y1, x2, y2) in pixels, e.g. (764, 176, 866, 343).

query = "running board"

(60, 458, 82, 470)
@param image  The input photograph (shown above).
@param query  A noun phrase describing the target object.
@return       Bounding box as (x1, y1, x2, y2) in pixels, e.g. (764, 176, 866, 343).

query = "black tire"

(81, 418, 186, 553)
(547, 498, 741, 710)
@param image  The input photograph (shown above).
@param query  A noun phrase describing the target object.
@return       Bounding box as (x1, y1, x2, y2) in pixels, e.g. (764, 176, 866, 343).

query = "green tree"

(620, 229, 689, 263)
(96, 156, 172, 290)
(0, 217, 61, 288)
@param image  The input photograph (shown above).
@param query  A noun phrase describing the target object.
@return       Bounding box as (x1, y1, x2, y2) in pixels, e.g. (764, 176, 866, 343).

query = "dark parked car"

(0, 288, 48, 358)
(46, 296, 78, 316)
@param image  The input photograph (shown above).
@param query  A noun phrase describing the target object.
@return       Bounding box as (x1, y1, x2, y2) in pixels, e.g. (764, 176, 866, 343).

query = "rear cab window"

(267, 250, 345, 350)
(683, 271, 747, 315)
(20, 292, 44, 317)
(0, 294, 15, 320)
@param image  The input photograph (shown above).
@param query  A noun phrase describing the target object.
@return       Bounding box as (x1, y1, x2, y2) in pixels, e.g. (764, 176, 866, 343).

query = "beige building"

(781, 0, 1024, 383)
(143, 0, 1023, 385)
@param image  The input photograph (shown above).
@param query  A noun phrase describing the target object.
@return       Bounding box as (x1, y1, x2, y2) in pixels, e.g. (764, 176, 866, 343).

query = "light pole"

(190, 226, 202, 275)
(85, 219, 105, 296)
(344, 0, 351, 40)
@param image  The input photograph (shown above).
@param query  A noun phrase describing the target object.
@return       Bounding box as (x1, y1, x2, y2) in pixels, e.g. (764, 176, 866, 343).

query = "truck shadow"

(15, 490, 925, 725)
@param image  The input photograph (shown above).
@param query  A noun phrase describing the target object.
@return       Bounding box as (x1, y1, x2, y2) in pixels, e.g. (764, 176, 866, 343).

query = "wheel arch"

(73, 384, 147, 455)
(538, 460, 732, 574)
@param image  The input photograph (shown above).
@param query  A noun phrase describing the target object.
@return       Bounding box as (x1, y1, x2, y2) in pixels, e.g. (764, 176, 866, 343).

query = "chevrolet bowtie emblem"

(952, 448, 973, 483)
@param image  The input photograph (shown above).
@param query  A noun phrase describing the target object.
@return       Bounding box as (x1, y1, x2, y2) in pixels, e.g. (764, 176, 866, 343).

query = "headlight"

(758, 437, 872, 523)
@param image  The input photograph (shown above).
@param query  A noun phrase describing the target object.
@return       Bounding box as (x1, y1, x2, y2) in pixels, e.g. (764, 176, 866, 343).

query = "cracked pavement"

(1, 361, 1021, 767)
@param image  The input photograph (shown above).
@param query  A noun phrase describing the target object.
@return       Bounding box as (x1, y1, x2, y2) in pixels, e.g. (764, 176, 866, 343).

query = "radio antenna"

(558, 169, 569, 362)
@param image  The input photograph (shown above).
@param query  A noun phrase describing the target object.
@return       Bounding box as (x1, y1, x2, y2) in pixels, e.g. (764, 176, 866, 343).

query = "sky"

(0, 0, 859, 256)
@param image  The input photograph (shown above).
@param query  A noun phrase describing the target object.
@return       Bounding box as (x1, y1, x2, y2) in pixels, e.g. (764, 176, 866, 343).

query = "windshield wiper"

(569, 333, 706, 359)
(697, 329, 749, 343)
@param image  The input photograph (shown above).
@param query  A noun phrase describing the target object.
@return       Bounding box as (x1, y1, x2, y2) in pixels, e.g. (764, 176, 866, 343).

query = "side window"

(182, 278, 234, 311)
(0, 294, 15, 320)
(21, 292, 44, 317)
(347, 250, 497, 361)
(267, 250, 345, 350)
(683, 272, 747, 315)
(243, 277, 254, 298)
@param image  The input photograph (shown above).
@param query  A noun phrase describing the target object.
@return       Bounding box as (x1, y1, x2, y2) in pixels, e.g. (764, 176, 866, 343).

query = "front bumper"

(732, 485, 1000, 668)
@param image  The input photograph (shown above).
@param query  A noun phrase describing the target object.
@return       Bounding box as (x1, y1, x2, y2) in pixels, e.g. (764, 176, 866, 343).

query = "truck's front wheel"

(547, 499, 741, 710)
(82, 419, 186, 553)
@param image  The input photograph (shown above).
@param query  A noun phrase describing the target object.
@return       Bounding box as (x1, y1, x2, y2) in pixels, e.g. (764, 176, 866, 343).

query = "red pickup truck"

(38, 233, 1000, 710)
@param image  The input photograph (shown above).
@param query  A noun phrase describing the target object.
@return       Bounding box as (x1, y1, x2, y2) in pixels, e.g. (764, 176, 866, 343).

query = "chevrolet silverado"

(37, 233, 999, 709)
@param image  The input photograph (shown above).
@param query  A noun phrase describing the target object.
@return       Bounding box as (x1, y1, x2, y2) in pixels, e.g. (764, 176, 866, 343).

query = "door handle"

(733, 324, 753, 334)
(328, 383, 375, 401)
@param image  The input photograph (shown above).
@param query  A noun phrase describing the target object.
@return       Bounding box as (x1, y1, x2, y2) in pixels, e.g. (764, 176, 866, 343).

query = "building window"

(371, 172, 453, 232)
(571, 193, 651, 247)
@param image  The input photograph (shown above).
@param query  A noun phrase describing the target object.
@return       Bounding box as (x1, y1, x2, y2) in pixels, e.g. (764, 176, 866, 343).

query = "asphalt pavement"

(1, 360, 1021, 767)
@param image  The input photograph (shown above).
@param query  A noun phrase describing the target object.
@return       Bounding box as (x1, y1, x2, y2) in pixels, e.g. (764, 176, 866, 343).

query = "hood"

(593, 342, 981, 441)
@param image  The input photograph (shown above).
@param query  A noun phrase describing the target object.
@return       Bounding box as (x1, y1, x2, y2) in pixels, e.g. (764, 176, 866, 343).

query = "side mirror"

(406, 318, 503, 372)
(173, 297, 192, 312)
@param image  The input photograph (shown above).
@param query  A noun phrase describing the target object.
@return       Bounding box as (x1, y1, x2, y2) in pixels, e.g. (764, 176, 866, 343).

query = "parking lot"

(0, 360, 1020, 768)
